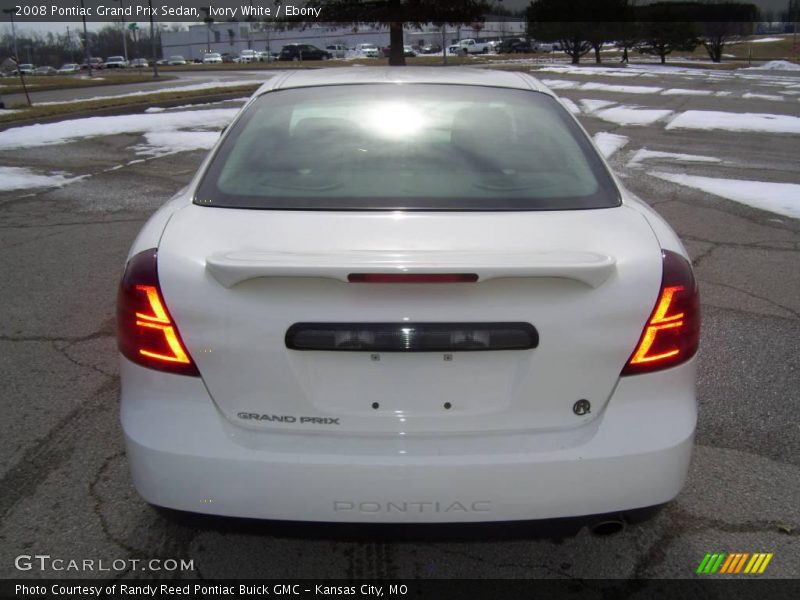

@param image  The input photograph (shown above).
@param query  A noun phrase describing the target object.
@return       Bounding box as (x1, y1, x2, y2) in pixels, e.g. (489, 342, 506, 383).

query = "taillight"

(117, 248, 199, 376)
(621, 250, 700, 376)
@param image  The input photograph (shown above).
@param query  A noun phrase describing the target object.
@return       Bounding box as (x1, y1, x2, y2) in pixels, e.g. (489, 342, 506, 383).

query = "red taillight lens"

(621, 250, 700, 376)
(117, 248, 199, 376)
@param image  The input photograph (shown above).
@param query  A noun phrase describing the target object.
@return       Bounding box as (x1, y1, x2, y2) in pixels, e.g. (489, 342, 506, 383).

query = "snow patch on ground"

(649, 171, 800, 219)
(749, 37, 784, 43)
(579, 99, 616, 113)
(559, 98, 581, 114)
(133, 130, 220, 156)
(666, 110, 800, 134)
(541, 78, 579, 90)
(533, 66, 640, 78)
(742, 60, 800, 71)
(0, 166, 83, 191)
(0, 108, 238, 149)
(661, 88, 713, 96)
(592, 132, 629, 158)
(593, 105, 673, 126)
(715, 91, 733, 96)
(627, 149, 722, 168)
(581, 82, 663, 94)
(742, 92, 784, 101)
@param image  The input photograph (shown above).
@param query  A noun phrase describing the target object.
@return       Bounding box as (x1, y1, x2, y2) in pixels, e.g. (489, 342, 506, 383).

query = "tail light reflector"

(117, 249, 199, 376)
(621, 250, 700, 376)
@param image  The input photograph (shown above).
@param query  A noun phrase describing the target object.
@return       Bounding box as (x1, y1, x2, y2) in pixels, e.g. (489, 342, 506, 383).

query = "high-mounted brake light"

(348, 273, 478, 283)
(117, 249, 199, 376)
(621, 250, 700, 376)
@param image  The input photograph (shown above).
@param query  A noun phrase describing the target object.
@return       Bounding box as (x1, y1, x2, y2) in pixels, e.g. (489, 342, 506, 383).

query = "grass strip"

(1, 84, 259, 125)
(0, 73, 176, 95)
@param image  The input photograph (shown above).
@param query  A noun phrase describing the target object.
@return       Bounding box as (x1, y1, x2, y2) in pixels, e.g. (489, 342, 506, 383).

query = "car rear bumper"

(121, 356, 696, 522)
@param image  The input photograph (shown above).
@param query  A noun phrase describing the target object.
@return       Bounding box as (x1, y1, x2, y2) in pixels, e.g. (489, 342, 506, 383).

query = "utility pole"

(202, 7, 214, 54)
(148, 0, 159, 77)
(81, 0, 93, 77)
(116, 0, 129, 63)
(2, 7, 30, 105)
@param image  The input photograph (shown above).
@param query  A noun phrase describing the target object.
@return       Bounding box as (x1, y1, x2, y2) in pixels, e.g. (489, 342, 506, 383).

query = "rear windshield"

(195, 84, 619, 211)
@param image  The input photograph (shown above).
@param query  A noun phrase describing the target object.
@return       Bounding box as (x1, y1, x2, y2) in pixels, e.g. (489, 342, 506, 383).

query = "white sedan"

(118, 67, 699, 524)
(203, 52, 223, 64)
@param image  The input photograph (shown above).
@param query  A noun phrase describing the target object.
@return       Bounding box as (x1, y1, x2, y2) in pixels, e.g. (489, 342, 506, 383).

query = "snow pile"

(592, 132, 629, 158)
(627, 149, 721, 168)
(666, 110, 800, 134)
(581, 82, 663, 95)
(0, 166, 83, 191)
(661, 88, 713, 96)
(742, 92, 784, 102)
(593, 105, 673, 126)
(540, 78, 579, 90)
(649, 171, 800, 219)
(743, 60, 800, 71)
(134, 130, 220, 156)
(534, 65, 640, 78)
(0, 108, 238, 149)
(579, 99, 615, 113)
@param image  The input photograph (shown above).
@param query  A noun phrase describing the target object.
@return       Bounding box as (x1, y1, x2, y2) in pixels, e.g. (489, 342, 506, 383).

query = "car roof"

(257, 67, 552, 96)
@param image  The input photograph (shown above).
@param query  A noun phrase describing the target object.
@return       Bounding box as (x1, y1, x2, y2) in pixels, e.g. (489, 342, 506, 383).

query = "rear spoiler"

(205, 250, 616, 289)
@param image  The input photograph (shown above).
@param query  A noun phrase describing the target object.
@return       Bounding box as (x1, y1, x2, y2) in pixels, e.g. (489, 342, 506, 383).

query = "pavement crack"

(0, 217, 144, 230)
(53, 340, 116, 379)
(701, 279, 800, 320)
(688, 241, 719, 268)
(0, 377, 118, 519)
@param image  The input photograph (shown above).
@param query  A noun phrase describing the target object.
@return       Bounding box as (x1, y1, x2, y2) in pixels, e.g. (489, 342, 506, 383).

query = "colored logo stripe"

(698, 552, 773, 574)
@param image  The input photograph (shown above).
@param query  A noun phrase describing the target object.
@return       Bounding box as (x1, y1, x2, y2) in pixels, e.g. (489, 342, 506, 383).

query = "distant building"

(160, 18, 526, 60)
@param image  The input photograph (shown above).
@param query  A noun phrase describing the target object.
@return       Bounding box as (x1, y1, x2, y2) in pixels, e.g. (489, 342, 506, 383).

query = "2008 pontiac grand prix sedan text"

(118, 68, 700, 522)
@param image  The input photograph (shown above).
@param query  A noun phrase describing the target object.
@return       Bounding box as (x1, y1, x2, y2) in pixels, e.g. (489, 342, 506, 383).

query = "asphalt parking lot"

(0, 63, 798, 581)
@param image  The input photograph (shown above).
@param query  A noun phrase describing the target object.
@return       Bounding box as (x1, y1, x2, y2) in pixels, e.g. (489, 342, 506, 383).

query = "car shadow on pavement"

(154, 505, 665, 543)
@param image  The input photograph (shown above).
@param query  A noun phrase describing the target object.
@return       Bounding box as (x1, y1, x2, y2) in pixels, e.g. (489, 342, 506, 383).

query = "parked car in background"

(81, 57, 105, 70)
(118, 67, 700, 524)
(203, 52, 223, 64)
(238, 49, 258, 63)
(419, 43, 442, 54)
(325, 44, 347, 58)
(384, 45, 417, 57)
(167, 55, 187, 66)
(497, 38, 535, 54)
(449, 38, 493, 55)
(278, 44, 331, 61)
(355, 43, 380, 58)
(105, 56, 128, 69)
(129, 58, 150, 68)
(536, 42, 563, 53)
(57, 63, 81, 74)
(33, 66, 57, 76)
(17, 63, 35, 75)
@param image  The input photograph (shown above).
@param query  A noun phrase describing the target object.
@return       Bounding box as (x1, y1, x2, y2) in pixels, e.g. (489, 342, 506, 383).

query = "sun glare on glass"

(365, 102, 426, 139)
